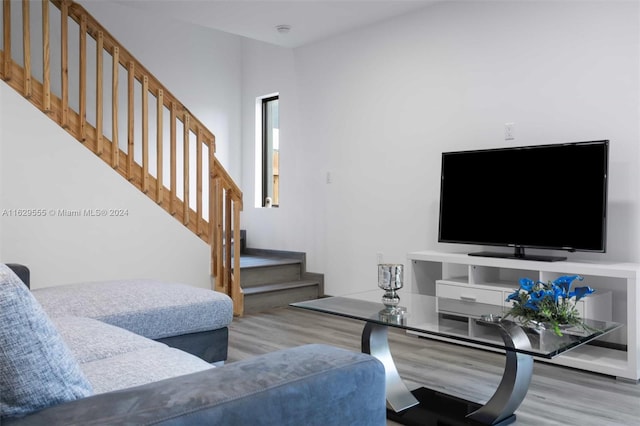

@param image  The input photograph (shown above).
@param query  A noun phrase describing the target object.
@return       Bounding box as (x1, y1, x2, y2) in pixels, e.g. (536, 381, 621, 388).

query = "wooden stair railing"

(211, 157, 243, 316)
(0, 0, 244, 315)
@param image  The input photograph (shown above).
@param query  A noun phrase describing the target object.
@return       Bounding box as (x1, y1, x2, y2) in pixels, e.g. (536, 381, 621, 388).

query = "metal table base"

(361, 321, 533, 426)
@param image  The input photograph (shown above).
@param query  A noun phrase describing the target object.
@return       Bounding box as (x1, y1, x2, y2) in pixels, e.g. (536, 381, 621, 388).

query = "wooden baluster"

(95, 31, 103, 155)
(215, 177, 224, 292)
(60, 0, 69, 128)
(183, 114, 190, 225)
(233, 199, 243, 316)
(111, 46, 119, 168)
(225, 190, 232, 297)
(211, 163, 218, 288)
(201, 146, 209, 242)
(156, 89, 164, 204)
(209, 149, 218, 288)
(42, 0, 51, 112)
(127, 61, 134, 180)
(211, 135, 217, 242)
(141, 75, 149, 193)
(3, 0, 11, 81)
(196, 129, 203, 235)
(210, 136, 217, 242)
(170, 102, 177, 215)
(78, 14, 87, 141)
(22, 0, 32, 98)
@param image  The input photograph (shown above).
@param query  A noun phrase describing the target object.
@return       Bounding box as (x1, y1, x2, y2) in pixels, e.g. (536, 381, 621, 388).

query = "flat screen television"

(438, 140, 609, 262)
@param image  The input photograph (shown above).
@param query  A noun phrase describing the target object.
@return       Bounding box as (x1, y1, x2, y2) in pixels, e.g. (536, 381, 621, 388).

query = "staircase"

(238, 238, 324, 314)
(1, 0, 244, 314)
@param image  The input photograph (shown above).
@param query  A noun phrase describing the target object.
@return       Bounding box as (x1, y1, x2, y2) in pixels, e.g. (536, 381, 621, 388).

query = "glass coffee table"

(291, 290, 621, 426)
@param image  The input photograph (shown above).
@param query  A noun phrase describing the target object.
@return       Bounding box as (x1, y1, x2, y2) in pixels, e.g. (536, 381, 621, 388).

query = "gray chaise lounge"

(32, 278, 233, 364)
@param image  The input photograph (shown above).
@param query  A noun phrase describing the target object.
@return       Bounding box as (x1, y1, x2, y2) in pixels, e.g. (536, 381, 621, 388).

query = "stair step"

(243, 279, 320, 314)
(239, 255, 302, 269)
(243, 279, 320, 295)
(240, 257, 302, 287)
(235, 249, 323, 314)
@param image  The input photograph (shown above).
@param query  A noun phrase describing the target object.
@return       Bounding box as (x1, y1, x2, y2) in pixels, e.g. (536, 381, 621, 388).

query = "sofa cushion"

(50, 316, 164, 364)
(82, 346, 215, 394)
(0, 264, 93, 420)
(49, 315, 214, 394)
(33, 279, 233, 339)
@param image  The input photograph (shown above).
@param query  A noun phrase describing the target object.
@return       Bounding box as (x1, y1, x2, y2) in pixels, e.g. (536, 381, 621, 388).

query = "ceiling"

(113, 0, 440, 48)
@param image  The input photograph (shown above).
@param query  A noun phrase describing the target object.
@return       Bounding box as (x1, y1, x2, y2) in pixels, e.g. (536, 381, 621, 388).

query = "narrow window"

(262, 95, 279, 207)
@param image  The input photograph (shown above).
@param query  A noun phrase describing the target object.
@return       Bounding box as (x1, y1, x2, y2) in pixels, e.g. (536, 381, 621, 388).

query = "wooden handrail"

(0, 0, 244, 315)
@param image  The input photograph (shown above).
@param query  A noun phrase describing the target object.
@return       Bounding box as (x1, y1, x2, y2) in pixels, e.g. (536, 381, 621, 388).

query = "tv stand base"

(468, 251, 567, 262)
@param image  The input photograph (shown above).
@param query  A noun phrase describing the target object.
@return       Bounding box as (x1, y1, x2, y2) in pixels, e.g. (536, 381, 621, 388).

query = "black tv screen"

(438, 140, 609, 262)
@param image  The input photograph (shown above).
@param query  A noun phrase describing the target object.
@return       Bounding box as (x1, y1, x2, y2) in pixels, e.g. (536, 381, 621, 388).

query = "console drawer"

(436, 281, 504, 306)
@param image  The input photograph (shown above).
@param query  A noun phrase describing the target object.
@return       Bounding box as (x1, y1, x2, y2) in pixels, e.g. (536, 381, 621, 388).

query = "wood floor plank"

(227, 307, 640, 426)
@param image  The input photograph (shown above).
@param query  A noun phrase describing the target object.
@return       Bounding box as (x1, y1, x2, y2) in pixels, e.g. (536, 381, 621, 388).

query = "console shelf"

(407, 250, 640, 382)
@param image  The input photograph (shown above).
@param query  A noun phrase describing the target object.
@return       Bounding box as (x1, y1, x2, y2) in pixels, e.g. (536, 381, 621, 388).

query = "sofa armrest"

(4, 344, 386, 426)
(6, 264, 30, 288)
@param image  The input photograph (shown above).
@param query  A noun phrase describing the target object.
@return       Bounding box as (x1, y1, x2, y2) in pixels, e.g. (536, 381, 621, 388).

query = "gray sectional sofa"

(0, 264, 386, 425)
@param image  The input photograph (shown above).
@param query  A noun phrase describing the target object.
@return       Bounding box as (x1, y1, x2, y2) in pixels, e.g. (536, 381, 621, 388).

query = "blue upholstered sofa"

(0, 264, 386, 425)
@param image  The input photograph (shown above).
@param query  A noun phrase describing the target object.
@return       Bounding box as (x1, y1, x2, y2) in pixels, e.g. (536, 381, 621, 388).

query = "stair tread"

(238, 255, 302, 269)
(243, 279, 320, 295)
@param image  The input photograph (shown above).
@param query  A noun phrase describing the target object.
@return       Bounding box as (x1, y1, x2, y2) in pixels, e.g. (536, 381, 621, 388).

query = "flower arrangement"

(504, 275, 595, 336)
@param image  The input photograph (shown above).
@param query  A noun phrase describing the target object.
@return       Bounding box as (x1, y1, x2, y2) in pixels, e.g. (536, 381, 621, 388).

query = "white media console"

(407, 250, 640, 382)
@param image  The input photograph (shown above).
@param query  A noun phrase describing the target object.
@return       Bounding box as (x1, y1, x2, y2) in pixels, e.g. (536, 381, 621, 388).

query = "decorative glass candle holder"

(378, 263, 404, 309)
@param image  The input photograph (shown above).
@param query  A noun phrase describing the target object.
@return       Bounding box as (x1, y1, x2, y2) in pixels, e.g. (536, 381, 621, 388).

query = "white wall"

(241, 0, 640, 295)
(240, 39, 328, 272)
(0, 85, 211, 289)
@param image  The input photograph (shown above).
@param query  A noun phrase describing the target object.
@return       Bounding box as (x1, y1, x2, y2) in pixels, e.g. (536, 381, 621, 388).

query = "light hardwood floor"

(227, 307, 640, 426)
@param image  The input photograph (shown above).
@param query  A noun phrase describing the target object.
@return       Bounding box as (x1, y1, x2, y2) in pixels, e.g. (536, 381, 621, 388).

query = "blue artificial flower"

(552, 285, 564, 302)
(553, 275, 583, 296)
(523, 300, 539, 311)
(528, 290, 547, 302)
(506, 290, 520, 302)
(570, 286, 595, 301)
(507, 275, 593, 336)
(519, 277, 536, 292)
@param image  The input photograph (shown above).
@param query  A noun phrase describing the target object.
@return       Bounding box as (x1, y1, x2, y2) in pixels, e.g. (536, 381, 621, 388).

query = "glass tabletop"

(290, 290, 622, 359)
